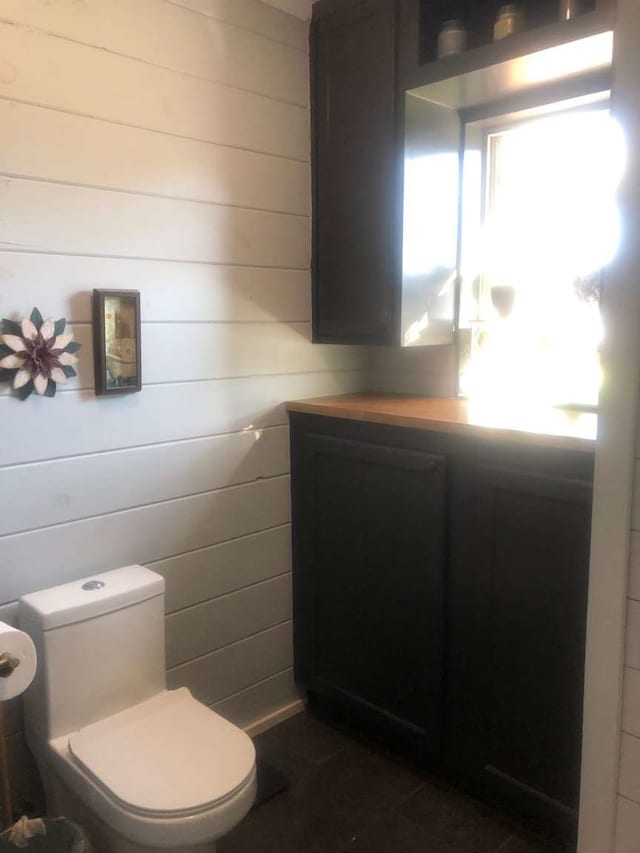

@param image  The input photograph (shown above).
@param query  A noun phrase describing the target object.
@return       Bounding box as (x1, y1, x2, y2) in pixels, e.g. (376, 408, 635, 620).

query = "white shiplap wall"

(367, 345, 457, 397)
(617, 486, 640, 850)
(0, 0, 367, 806)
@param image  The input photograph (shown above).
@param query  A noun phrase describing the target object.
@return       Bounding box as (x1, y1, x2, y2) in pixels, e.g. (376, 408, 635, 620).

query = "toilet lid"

(68, 688, 255, 815)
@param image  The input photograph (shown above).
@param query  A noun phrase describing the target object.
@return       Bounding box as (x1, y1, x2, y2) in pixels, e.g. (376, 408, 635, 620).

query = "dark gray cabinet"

(447, 446, 593, 829)
(291, 416, 446, 755)
(311, 1, 613, 347)
(290, 411, 594, 831)
(312, 0, 400, 344)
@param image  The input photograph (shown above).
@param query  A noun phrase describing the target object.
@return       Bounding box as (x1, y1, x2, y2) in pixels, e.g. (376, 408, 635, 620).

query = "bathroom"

(0, 0, 640, 851)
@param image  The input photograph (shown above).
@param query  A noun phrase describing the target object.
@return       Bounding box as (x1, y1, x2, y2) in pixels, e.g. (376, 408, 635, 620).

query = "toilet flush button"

(82, 580, 105, 591)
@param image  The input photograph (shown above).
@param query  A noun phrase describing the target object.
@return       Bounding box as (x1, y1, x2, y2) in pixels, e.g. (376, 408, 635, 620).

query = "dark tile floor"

(218, 712, 575, 853)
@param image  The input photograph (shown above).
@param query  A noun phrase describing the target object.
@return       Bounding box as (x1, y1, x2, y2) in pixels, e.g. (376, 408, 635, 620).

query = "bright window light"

(459, 105, 625, 408)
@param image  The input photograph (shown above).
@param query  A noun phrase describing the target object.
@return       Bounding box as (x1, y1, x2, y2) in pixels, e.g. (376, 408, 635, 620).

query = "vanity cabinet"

(289, 408, 594, 830)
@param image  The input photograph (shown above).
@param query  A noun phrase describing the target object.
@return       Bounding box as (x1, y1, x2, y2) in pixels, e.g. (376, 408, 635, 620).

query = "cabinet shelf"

(404, 6, 614, 90)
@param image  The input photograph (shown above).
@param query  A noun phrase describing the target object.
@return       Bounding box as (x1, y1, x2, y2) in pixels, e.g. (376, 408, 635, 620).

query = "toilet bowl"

(19, 565, 257, 852)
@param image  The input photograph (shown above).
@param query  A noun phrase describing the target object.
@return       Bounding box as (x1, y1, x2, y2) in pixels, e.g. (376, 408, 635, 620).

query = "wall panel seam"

(0, 246, 309, 270)
(618, 793, 640, 806)
(0, 525, 294, 610)
(0, 471, 292, 537)
(0, 475, 290, 541)
(166, 570, 292, 617)
(211, 665, 295, 706)
(0, 368, 360, 401)
(164, 0, 308, 54)
(0, 321, 314, 328)
(0, 96, 309, 166)
(0, 425, 290, 472)
(142, 322, 313, 329)
(107, 369, 354, 388)
(0, 171, 311, 220)
(0, 18, 309, 110)
(2, 564, 291, 618)
(2, 668, 298, 738)
(146, 523, 291, 568)
(0, 367, 364, 415)
(167, 618, 292, 672)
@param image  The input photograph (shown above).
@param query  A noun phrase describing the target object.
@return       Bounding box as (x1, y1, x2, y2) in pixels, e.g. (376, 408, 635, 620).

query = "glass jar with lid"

(437, 19, 467, 58)
(559, 0, 585, 20)
(493, 4, 523, 39)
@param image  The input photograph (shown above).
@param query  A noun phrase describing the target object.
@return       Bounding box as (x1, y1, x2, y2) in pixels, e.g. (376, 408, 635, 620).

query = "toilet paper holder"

(0, 653, 19, 679)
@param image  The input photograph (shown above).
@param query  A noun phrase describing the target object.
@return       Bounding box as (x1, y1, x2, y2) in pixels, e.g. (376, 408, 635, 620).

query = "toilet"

(19, 565, 256, 853)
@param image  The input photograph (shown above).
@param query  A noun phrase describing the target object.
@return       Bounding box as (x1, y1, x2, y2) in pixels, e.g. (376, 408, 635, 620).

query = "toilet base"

(44, 772, 217, 853)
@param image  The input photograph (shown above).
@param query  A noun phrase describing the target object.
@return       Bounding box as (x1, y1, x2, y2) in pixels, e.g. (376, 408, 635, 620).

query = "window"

(458, 102, 625, 408)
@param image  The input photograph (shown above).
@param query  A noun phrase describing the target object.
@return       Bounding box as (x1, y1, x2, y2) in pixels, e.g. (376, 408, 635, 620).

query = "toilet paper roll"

(0, 622, 36, 701)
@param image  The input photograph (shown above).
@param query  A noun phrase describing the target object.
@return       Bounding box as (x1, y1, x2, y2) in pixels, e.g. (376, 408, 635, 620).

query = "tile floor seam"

(219, 712, 576, 853)
(494, 833, 520, 853)
(389, 781, 426, 815)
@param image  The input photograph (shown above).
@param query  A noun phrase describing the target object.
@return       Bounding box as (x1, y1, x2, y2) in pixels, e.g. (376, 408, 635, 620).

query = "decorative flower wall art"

(0, 308, 81, 400)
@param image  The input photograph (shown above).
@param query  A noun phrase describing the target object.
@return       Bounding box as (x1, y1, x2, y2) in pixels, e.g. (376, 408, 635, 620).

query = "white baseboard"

(244, 699, 305, 738)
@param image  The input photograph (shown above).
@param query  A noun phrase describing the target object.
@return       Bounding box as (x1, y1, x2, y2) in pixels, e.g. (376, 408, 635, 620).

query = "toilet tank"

(20, 566, 166, 747)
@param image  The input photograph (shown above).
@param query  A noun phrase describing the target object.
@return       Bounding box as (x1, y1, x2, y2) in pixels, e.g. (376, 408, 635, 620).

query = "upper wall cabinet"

(312, 0, 457, 346)
(312, 0, 614, 349)
(312, 0, 401, 345)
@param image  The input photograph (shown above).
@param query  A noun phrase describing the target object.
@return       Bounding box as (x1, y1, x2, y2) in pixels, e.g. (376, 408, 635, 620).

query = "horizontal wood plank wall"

(366, 345, 457, 397)
(0, 0, 366, 802)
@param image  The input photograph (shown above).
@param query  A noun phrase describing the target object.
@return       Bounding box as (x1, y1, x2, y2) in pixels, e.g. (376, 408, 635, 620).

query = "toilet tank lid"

(20, 565, 164, 630)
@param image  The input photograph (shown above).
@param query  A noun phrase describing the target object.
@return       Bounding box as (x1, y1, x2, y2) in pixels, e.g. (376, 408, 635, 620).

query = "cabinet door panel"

(312, 0, 398, 343)
(466, 464, 591, 815)
(293, 431, 445, 755)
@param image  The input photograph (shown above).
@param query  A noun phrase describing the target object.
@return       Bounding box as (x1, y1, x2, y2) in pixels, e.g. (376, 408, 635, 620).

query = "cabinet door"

(312, 0, 399, 344)
(448, 459, 592, 825)
(292, 429, 445, 756)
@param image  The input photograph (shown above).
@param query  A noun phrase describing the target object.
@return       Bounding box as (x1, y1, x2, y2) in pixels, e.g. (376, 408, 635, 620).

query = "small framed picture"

(92, 290, 141, 395)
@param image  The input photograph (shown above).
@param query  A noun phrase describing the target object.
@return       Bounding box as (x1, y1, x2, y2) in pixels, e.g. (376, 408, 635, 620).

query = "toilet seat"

(67, 687, 255, 817)
(45, 688, 256, 847)
(48, 735, 256, 848)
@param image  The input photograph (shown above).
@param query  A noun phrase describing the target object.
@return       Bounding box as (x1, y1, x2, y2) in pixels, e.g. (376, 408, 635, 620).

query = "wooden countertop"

(286, 394, 597, 452)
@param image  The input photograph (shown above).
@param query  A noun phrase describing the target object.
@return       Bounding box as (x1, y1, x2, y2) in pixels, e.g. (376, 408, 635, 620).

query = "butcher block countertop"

(286, 394, 597, 452)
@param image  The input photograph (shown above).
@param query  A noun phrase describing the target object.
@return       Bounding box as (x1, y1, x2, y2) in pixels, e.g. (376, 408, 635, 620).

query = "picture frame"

(92, 289, 141, 395)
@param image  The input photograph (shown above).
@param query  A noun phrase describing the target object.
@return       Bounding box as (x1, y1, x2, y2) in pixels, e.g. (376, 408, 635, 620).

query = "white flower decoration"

(0, 308, 81, 399)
